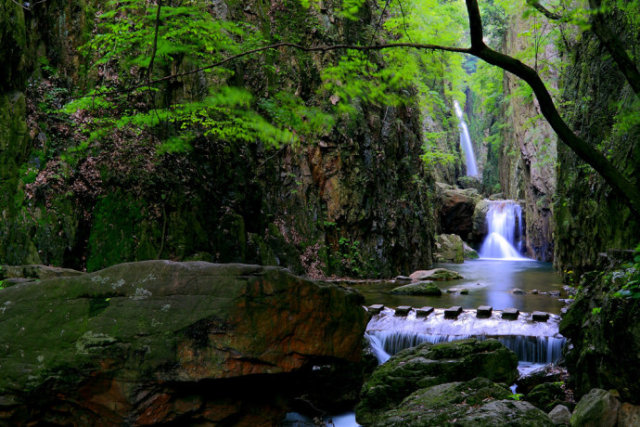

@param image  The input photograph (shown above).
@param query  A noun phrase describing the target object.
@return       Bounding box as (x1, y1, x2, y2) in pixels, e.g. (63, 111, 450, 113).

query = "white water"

(366, 308, 565, 365)
(453, 100, 478, 177)
(479, 200, 529, 260)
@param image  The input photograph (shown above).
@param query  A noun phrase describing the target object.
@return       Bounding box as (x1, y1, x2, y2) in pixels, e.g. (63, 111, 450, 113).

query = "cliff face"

(0, 0, 436, 277)
(553, 7, 640, 274)
(499, 12, 557, 261)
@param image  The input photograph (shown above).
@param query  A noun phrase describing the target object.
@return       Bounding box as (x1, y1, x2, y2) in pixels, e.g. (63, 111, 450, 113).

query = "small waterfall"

(479, 200, 527, 260)
(453, 100, 478, 177)
(366, 308, 564, 365)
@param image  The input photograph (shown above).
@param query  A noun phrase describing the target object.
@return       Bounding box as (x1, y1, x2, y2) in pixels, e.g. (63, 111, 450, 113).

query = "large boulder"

(355, 338, 518, 424)
(370, 377, 552, 426)
(570, 388, 620, 427)
(434, 234, 464, 263)
(0, 261, 368, 425)
(437, 185, 481, 240)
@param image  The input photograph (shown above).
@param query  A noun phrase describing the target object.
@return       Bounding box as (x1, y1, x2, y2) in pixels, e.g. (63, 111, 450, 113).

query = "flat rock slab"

(416, 307, 434, 317)
(395, 306, 412, 316)
(394, 275, 411, 284)
(368, 304, 384, 315)
(477, 306, 493, 318)
(444, 306, 463, 319)
(502, 308, 520, 320)
(409, 268, 463, 282)
(532, 311, 549, 322)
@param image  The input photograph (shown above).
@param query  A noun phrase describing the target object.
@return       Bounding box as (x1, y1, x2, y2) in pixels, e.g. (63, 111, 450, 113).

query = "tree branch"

(147, 0, 163, 83)
(463, 0, 640, 215)
(588, 0, 640, 96)
(526, 0, 563, 21)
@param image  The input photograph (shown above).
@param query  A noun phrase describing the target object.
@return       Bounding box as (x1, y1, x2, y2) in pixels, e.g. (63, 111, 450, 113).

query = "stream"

(287, 201, 567, 426)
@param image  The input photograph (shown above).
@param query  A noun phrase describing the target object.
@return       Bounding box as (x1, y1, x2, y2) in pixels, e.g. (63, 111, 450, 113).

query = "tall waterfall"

(479, 200, 527, 260)
(453, 100, 478, 177)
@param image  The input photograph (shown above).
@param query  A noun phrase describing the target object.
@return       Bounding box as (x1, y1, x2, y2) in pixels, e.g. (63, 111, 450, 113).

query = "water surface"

(351, 260, 565, 314)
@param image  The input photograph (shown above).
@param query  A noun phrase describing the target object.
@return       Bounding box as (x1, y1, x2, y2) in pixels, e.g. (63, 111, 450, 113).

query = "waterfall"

(453, 100, 478, 177)
(479, 200, 528, 260)
(365, 308, 565, 365)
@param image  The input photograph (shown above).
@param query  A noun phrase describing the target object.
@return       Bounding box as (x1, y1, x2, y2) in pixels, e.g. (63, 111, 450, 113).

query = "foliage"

(612, 244, 640, 299)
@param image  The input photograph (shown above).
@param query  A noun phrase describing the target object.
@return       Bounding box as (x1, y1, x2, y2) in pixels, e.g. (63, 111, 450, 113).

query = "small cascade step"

(368, 304, 384, 315)
(394, 306, 412, 316)
(477, 306, 492, 318)
(444, 306, 463, 319)
(532, 311, 550, 322)
(502, 308, 520, 320)
(416, 306, 434, 318)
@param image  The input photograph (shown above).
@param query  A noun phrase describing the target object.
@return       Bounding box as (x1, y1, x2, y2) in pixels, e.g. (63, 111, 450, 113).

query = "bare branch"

(147, 0, 163, 83)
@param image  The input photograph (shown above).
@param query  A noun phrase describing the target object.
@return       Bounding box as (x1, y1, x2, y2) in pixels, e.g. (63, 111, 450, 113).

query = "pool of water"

(350, 259, 565, 314)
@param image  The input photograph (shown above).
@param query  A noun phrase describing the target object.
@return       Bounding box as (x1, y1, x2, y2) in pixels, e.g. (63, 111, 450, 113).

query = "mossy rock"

(390, 281, 442, 296)
(355, 339, 518, 424)
(369, 377, 552, 426)
(409, 268, 463, 282)
(525, 382, 565, 413)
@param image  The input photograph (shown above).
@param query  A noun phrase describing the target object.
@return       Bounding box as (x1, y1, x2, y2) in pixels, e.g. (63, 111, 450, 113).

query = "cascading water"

(366, 308, 565, 366)
(479, 200, 528, 260)
(453, 100, 478, 177)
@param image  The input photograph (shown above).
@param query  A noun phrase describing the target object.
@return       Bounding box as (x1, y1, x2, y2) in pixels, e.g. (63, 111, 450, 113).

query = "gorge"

(1, 0, 640, 425)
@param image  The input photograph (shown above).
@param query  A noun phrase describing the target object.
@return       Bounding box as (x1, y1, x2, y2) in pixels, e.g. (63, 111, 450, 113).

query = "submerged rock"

(355, 338, 518, 424)
(390, 281, 442, 296)
(409, 268, 463, 282)
(0, 261, 368, 425)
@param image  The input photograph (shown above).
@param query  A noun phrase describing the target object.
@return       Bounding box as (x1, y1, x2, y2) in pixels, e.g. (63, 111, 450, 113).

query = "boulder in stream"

(390, 281, 442, 296)
(409, 268, 462, 282)
(368, 377, 553, 426)
(0, 261, 368, 425)
(570, 388, 620, 427)
(355, 338, 518, 424)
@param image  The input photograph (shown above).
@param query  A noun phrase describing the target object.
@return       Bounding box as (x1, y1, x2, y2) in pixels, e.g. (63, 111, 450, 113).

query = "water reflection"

(350, 260, 564, 314)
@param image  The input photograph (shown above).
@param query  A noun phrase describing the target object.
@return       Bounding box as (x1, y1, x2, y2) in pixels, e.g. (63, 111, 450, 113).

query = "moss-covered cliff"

(553, 5, 640, 274)
(0, 0, 439, 277)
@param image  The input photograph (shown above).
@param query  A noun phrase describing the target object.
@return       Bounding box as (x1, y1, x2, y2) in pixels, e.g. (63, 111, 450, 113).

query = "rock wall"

(553, 5, 640, 274)
(499, 12, 557, 261)
(0, 0, 437, 277)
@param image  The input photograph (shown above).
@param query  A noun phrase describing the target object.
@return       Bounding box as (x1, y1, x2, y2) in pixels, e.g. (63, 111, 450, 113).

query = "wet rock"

(409, 268, 463, 282)
(463, 241, 480, 259)
(0, 261, 368, 425)
(390, 281, 442, 296)
(370, 377, 552, 426)
(549, 290, 561, 297)
(447, 287, 460, 293)
(437, 186, 481, 240)
(355, 339, 519, 424)
(444, 306, 463, 319)
(532, 289, 539, 294)
(394, 306, 412, 316)
(502, 308, 520, 320)
(434, 233, 465, 263)
(394, 275, 411, 284)
(533, 311, 550, 322)
(526, 382, 565, 412)
(460, 288, 469, 295)
(570, 389, 620, 427)
(548, 404, 571, 425)
(368, 304, 384, 315)
(516, 364, 567, 395)
(477, 305, 492, 318)
(618, 402, 640, 427)
(512, 288, 527, 295)
(471, 199, 491, 243)
(415, 306, 434, 317)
